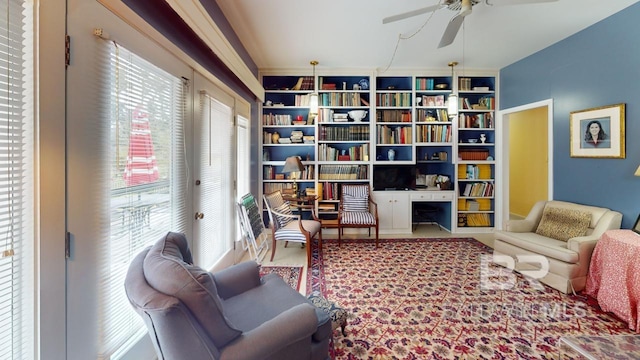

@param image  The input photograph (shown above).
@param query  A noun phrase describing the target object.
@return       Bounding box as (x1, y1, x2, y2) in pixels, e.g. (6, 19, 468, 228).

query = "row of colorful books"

(415, 124, 452, 143)
(376, 125, 413, 144)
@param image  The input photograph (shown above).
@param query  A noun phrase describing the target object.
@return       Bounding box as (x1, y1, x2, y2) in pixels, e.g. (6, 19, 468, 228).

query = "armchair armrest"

(296, 204, 320, 221)
(213, 261, 261, 299)
(271, 208, 301, 221)
(219, 303, 318, 360)
(504, 200, 546, 232)
(504, 219, 536, 233)
(566, 234, 600, 253)
(369, 198, 378, 218)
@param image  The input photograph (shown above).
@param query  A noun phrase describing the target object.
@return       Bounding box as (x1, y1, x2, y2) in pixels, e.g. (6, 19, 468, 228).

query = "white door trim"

(495, 99, 554, 230)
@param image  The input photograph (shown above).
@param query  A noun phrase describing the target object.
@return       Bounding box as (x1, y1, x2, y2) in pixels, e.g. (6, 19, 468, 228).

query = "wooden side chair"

(263, 190, 322, 266)
(338, 184, 379, 247)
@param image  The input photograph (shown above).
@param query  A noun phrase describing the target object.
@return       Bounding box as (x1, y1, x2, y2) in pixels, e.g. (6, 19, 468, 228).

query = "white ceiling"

(215, 0, 639, 73)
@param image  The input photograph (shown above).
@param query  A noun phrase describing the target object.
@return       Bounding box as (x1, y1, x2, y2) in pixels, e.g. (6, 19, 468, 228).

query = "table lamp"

(282, 156, 304, 196)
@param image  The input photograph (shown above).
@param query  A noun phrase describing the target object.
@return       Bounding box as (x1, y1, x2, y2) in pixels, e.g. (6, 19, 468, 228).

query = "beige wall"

(509, 107, 548, 217)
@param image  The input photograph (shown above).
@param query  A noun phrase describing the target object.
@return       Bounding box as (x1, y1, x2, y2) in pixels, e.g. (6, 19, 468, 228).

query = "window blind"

(100, 41, 186, 358)
(0, 0, 34, 358)
(236, 115, 249, 241)
(197, 93, 234, 269)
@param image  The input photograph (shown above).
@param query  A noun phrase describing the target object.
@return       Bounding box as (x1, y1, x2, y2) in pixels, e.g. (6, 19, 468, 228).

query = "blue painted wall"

(500, 3, 640, 228)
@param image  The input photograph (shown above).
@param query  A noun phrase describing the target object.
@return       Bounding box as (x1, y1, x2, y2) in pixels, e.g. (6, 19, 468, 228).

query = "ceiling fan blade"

(382, 4, 443, 24)
(438, 14, 465, 48)
(485, 0, 558, 5)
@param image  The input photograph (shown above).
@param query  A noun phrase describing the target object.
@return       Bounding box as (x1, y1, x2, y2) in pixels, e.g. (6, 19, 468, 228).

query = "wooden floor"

(242, 224, 496, 294)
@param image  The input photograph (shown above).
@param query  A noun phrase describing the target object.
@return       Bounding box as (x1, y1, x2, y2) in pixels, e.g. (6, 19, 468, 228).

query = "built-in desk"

(372, 190, 454, 234)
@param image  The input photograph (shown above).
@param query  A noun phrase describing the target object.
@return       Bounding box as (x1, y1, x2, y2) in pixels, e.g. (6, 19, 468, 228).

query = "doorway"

(496, 99, 554, 229)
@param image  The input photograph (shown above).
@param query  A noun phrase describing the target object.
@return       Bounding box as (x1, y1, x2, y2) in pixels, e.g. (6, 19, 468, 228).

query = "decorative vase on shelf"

(271, 132, 280, 143)
(480, 134, 486, 144)
(388, 149, 396, 161)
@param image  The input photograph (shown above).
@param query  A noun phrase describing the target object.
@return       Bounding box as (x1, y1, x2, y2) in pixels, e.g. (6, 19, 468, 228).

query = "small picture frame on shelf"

(633, 214, 640, 235)
(570, 103, 625, 158)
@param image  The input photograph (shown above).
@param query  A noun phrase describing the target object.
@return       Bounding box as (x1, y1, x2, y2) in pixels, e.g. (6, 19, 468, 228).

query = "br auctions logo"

(480, 253, 549, 291)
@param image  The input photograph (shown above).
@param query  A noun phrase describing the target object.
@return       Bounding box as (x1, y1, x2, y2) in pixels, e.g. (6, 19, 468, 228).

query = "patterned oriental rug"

(307, 238, 635, 360)
(259, 265, 303, 291)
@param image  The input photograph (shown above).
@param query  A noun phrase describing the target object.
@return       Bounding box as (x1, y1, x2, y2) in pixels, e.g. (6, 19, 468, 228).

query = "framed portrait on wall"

(570, 103, 625, 158)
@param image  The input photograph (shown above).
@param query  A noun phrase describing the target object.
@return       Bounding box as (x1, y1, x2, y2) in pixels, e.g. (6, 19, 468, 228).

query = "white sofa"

(494, 200, 622, 294)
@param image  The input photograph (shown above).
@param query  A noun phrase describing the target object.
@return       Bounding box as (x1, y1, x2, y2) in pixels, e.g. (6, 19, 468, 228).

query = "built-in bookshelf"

(259, 71, 498, 232)
(374, 76, 413, 163)
(413, 74, 456, 217)
(315, 74, 372, 220)
(260, 75, 317, 221)
(455, 75, 496, 231)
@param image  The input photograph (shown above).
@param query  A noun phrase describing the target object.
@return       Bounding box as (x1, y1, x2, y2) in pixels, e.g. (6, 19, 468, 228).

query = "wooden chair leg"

(270, 237, 277, 261)
(375, 225, 379, 248)
(338, 225, 342, 247)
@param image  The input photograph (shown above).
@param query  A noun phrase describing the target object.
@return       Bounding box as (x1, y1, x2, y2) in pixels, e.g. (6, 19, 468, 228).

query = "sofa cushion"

(495, 232, 579, 263)
(143, 232, 241, 348)
(535, 206, 591, 241)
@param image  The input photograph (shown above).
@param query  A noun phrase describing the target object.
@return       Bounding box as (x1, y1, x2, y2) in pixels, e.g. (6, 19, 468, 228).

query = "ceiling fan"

(383, 0, 558, 48)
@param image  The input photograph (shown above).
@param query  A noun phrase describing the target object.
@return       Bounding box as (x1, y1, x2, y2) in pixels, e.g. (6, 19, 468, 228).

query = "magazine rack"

(236, 193, 269, 263)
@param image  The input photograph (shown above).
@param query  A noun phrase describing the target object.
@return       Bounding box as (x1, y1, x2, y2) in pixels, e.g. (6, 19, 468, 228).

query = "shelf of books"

(260, 74, 318, 222)
(374, 76, 413, 163)
(454, 74, 496, 231)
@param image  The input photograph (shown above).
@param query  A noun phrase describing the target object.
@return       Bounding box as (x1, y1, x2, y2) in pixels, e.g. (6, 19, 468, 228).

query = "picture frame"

(570, 103, 625, 158)
(633, 214, 640, 235)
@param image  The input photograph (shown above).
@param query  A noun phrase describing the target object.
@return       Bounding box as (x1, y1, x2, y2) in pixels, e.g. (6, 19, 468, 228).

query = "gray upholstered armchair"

(125, 232, 331, 360)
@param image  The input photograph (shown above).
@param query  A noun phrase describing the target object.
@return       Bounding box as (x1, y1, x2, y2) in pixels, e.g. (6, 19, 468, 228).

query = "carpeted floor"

(260, 265, 303, 291)
(307, 238, 636, 359)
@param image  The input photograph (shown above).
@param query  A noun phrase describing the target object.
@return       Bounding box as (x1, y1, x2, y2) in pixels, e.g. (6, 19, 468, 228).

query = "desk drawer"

(432, 191, 454, 200)
(410, 193, 433, 201)
(411, 191, 454, 201)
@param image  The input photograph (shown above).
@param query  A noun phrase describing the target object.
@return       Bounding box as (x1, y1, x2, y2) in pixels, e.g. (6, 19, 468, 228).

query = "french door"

(192, 73, 236, 270)
(66, 0, 191, 358)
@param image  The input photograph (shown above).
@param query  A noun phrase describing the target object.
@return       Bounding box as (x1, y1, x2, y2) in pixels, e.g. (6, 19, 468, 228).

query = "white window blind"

(197, 93, 234, 269)
(236, 115, 249, 241)
(236, 115, 249, 198)
(0, 0, 34, 358)
(101, 42, 186, 358)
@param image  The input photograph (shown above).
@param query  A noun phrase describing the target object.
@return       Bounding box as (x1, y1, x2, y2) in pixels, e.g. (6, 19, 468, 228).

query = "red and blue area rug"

(307, 238, 635, 359)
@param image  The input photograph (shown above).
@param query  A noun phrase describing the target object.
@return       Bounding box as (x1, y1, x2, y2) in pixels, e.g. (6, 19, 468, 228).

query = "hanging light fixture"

(448, 61, 459, 118)
(308, 60, 319, 115)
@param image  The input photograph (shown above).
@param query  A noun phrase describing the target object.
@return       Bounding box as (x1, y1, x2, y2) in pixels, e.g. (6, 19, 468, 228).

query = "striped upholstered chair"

(338, 184, 379, 247)
(263, 190, 322, 266)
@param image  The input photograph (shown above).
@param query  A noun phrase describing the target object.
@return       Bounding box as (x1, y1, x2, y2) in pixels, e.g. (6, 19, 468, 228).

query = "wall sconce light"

(308, 60, 319, 115)
(635, 165, 640, 176)
(448, 61, 458, 118)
